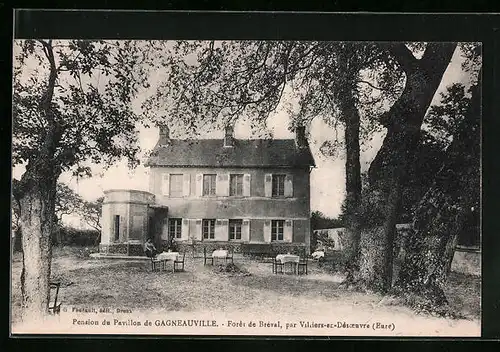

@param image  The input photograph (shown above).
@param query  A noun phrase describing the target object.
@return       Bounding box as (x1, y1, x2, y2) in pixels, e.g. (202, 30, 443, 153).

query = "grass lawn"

(11, 246, 481, 336)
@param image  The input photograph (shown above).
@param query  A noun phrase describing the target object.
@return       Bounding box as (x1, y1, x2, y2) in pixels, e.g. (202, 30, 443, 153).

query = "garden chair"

(151, 256, 163, 272)
(48, 281, 62, 314)
(226, 247, 234, 264)
(173, 252, 186, 272)
(298, 256, 308, 275)
(203, 247, 213, 266)
(272, 257, 284, 274)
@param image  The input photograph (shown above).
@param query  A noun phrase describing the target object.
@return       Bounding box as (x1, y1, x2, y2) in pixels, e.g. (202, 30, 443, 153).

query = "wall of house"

(149, 166, 311, 247)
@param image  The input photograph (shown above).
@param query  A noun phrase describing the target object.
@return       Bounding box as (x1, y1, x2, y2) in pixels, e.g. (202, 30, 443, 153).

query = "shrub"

(54, 226, 100, 247)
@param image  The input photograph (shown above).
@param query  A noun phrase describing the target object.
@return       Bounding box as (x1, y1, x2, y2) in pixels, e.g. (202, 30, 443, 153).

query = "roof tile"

(145, 139, 315, 168)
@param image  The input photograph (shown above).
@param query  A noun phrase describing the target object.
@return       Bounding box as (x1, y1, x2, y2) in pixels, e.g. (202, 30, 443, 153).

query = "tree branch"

(356, 80, 385, 91)
(381, 43, 419, 73)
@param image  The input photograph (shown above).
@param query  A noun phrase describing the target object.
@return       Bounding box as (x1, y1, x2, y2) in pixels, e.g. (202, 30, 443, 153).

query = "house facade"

(99, 125, 315, 256)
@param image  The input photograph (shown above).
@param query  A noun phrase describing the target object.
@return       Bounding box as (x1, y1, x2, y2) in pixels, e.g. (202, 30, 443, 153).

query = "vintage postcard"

(10, 11, 482, 337)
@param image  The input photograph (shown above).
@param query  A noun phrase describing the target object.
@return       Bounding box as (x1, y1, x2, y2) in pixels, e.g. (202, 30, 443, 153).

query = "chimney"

(223, 125, 235, 147)
(295, 125, 308, 149)
(158, 125, 170, 145)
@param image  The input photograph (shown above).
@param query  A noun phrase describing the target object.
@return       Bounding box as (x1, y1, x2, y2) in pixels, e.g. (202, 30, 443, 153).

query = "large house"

(98, 125, 316, 256)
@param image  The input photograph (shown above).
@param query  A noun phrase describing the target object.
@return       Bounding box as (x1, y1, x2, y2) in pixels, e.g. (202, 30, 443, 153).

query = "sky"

(12, 42, 479, 227)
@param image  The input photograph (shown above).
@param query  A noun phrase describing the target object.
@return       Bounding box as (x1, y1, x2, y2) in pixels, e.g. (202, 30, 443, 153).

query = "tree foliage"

(142, 41, 404, 140)
(79, 197, 103, 232)
(13, 40, 153, 178)
(311, 211, 344, 230)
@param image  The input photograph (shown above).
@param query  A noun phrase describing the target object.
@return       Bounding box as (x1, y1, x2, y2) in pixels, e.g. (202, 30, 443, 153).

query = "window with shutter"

(229, 174, 244, 196)
(169, 174, 183, 197)
(229, 219, 243, 240)
(272, 175, 286, 197)
(271, 220, 285, 241)
(202, 219, 216, 239)
(168, 218, 182, 239)
(203, 174, 217, 196)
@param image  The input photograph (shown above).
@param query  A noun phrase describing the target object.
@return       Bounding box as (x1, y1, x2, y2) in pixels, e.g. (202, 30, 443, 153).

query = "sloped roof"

(145, 139, 315, 168)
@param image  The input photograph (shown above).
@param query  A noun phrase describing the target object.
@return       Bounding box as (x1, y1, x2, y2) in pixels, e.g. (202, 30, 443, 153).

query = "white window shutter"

(196, 174, 203, 197)
(161, 173, 170, 196)
(243, 174, 251, 197)
(181, 219, 190, 240)
(264, 174, 272, 197)
(216, 174, 230, 196)
(214, 219, 223, 240)
(242, 219, 250, 242)
(222, 219, 229, 240)
(284, 220, 293, 242)
(195, 219, 202, 241)
(263, 220, 271, 243)
(183, 174, 191, 197)
(216, 174, 223, 196)
(214, 219, 228, 241)
(284, 174, 294, 197)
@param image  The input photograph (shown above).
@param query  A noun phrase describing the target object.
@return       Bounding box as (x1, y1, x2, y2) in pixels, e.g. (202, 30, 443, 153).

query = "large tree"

(13, 39, 152, 321)
(361, 43, 457, 292)
(393, 72, 481, 308)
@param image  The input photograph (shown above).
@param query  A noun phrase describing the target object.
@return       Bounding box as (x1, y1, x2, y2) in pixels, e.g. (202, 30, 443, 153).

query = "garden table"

(212, 249, 229, 265)
(156, 252, 180, 271)
(275, 254, 300, 274)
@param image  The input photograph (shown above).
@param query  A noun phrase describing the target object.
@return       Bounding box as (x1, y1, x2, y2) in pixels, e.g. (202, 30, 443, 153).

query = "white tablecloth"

(212, 249, 228, 258)
(276, 254, 300, 264)
(311, 250, 325, 259)
(156, 252, 179, 261)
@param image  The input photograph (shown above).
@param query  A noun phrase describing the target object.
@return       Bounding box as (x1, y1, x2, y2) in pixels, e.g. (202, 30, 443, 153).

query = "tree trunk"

(19, 166, 58, 322)
(18, 39, 62, 322)
(358, 43, 457, 293)
(394, 77, 480, 307)
(338, 88, 362, 280)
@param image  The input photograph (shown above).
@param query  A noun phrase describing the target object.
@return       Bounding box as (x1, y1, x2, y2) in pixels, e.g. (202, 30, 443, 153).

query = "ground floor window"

(169, 218, 182, 239)
(229, 219, 242, 240)
(271, 220, 284, 241)
(114, 215, 120, 241)
(203, 219, 215, 239)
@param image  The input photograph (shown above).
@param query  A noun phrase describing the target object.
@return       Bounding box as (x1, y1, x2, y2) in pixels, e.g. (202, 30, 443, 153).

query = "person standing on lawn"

(144, 238, 157, 258)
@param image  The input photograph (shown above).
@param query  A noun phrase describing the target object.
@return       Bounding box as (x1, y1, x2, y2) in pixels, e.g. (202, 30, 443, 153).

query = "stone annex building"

(98, 125, 316, 256)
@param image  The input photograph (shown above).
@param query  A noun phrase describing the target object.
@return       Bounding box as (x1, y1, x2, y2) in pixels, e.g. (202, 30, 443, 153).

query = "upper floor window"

(229, 174, 244, 196)
(203, 174, 217, 196)
(169, 174, 183, 197)
(271, 220, 284, 241)
(272, 174, 286, 197)
(169, 218, 182, 239)
(229, 219, 242, 240)
(202, 219, 216, 239)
